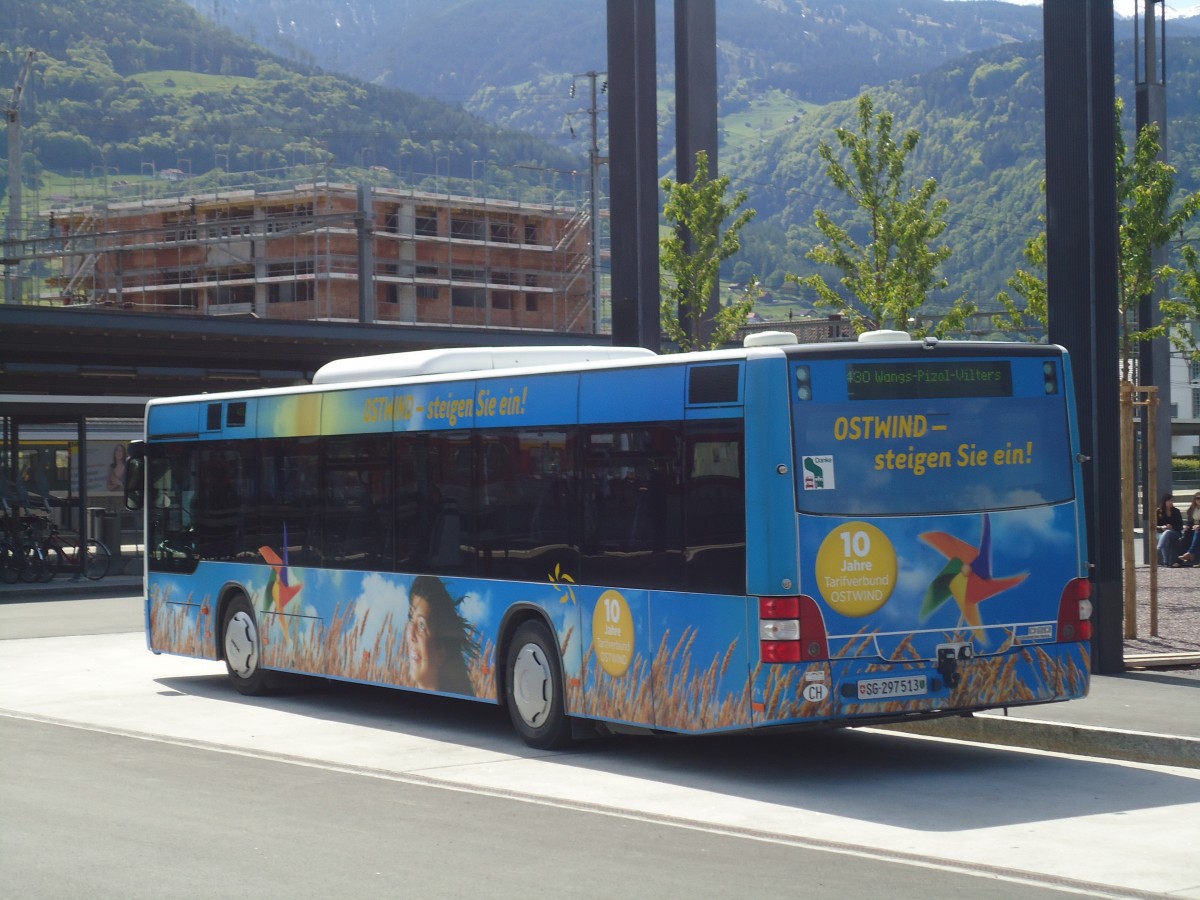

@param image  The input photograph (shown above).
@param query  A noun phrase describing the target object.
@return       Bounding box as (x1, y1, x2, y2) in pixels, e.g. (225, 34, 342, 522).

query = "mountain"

(180, 0, 1200, 158)
(5, 0, 1198, 317)
(184, 0, 1050, 101)
(739, 36, 1199, 314)
(182, 0, 1046, 154)
(0, 0, 584, 200)
(180, 0, 1200, 314)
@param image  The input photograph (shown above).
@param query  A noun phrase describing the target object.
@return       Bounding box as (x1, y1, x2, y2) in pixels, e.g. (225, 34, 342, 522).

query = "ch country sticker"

(802, 455, 835, 490)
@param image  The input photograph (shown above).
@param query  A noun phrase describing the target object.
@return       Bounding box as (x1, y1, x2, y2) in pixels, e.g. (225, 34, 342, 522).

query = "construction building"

(40, 181, 596, 333)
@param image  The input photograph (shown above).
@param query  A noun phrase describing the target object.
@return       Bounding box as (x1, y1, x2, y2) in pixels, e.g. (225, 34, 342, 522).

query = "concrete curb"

(877, 715, 1200, 770)
(0, 576, 143, 602)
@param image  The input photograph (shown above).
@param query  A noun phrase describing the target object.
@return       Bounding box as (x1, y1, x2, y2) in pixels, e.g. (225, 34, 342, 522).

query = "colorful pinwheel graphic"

(259, 525, 302, 614)
(919, 515, 1027, 643)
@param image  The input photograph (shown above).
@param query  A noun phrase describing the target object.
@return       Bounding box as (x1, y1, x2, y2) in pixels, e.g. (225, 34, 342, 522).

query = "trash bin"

(88, 508, 123, 565)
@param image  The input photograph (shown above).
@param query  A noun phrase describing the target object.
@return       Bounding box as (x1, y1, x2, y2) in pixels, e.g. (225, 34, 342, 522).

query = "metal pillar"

(1043, 0, 1123, 674)
(357, 184, 376, 324)
(1135, 1, 1173, 521)
(674, 0, 719, 347)
(606, 0, 660, 350)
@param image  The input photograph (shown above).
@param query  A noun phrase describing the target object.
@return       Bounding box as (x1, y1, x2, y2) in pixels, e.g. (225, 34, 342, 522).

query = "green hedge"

(1174, 456, 1200, 475)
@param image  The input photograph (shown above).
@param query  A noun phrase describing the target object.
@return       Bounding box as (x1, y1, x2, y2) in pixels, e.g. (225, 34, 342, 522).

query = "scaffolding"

(20, 181, 597, 334)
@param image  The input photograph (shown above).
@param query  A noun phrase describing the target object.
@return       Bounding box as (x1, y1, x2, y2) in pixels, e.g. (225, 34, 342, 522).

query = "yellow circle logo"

(592, 590, 634, 677)
(815, 522, 897, 617)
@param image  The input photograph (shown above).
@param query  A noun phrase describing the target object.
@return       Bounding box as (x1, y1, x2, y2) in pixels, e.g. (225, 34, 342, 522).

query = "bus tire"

(222, 594, 272, 696)
(504, 619, 571, 750)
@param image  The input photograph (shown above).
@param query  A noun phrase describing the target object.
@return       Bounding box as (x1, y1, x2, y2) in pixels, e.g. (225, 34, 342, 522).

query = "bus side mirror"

(124, 441, 145, 511)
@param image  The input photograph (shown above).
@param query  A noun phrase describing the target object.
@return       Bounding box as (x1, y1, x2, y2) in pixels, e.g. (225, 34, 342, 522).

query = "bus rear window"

(792, 356, 1075, 515)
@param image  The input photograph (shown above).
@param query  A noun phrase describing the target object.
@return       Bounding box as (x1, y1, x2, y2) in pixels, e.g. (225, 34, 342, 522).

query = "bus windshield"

(791, 354, 1075, 516)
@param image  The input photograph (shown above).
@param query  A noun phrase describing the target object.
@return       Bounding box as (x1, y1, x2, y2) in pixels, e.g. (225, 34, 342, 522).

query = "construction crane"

(5, 49, 36, 305)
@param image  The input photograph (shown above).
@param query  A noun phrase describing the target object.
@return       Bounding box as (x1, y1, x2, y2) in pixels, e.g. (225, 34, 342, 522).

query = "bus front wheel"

(504, 620, 570, 750)
(222, 594, 271, 695)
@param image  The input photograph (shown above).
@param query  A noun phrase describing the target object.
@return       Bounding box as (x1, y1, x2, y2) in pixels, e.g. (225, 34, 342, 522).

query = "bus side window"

(394, 435, 427, 571)
(193, 443, 252, 562)
(424, 432, 473, 576)
(685, 423, 746, 596)
(259, 437, 320, 567)
(323, 434, 393, 571)
(475, 429, 577, 582)
(148, 444, 198, 573)
(582, 425, 683, 590)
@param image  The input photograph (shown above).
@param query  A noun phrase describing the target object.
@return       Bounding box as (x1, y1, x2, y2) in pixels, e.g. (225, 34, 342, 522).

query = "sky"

(957, 0, 1200, 16)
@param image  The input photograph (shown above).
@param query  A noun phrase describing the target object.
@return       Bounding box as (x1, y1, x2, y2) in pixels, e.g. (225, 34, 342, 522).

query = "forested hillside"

(184, 0, 1046, 155)
(0, 0, 583, 199)
(736, 37, 1200, 312)
(4, 0, 1198, 316)
(180, 0, 1200, 312)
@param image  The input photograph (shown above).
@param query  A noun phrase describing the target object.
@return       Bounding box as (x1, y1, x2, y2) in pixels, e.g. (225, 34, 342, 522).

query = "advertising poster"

(88, 441, 130, 496)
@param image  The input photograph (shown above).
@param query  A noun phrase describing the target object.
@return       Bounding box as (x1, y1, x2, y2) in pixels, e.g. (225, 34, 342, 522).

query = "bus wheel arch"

(498, 610, 571, 750)
(219, 588, 272, 695)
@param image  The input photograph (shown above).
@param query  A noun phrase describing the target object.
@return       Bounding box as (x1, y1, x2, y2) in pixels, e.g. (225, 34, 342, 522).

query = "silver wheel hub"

(511, 643, 552, 728)
(225, 610, 259, 678)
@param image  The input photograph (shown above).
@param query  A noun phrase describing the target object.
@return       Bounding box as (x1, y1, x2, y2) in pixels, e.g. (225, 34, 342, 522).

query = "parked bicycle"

(35, 516, 112, 581)
(0, 517, 54, 583)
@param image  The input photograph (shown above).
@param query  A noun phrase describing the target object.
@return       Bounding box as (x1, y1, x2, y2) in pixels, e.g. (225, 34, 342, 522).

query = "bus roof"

(312, 346, 657, 385)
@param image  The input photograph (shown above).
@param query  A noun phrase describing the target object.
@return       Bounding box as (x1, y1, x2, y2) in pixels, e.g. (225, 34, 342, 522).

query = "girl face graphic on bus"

(404, 576, 479, 696)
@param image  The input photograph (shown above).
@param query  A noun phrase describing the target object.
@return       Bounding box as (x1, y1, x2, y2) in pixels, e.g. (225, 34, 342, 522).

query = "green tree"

(1114, 113, 1200, 375)
(786, 94, 975, 336)
(995, 101, 1200, 369)
(993, 213, 1046, 338)
(660, 150, 760, 351)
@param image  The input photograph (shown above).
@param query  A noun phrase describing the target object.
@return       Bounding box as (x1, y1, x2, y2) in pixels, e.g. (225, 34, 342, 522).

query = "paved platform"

(891, 560, 1200, 770)
(3, 568, 1197, 769)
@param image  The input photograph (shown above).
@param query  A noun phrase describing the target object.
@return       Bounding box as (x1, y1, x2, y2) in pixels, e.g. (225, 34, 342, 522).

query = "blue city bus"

(126, 331, 1092, 748)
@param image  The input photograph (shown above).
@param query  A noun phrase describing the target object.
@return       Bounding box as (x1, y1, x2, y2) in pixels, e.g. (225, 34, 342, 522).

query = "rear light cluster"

(759, 596, 829, 663)
(1056, 577, 1093, 641)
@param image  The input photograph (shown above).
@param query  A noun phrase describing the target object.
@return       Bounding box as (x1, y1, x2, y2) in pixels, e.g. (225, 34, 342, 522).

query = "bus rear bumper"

(750, 641, 1091, 728)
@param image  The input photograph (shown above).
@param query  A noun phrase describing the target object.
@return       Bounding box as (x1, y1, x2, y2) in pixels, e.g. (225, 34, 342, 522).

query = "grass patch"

(131, 70, 257, 94)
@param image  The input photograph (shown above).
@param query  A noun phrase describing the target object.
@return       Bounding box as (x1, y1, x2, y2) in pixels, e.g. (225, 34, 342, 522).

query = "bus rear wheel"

(222, 594, 272, 695)
(504, 620, 570, 750)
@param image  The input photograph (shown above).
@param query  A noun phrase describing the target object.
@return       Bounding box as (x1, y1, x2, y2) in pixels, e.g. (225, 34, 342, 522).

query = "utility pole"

(4, 50, 36, 305)
(606, 0, 659, 350)
(1135, 0, 1172, 537)
(574, 70, 608, 333)
(1043, 0, 1123, 674)
(674, 0, 718, 347)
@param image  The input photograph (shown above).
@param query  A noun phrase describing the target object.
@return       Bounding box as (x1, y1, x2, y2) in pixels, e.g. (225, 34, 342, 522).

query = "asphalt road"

(6, 715, 1099, 900)
(3, 592, 1199, 899)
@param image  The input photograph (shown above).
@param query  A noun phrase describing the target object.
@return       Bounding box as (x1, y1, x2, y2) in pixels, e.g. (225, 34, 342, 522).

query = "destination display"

(846, 360, 1013, 400)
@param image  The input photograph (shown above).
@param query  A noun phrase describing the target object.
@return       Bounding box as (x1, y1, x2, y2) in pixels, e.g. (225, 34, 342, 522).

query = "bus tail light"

(1057, 577, 1093, 642)
(759, 595, 829, 663)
